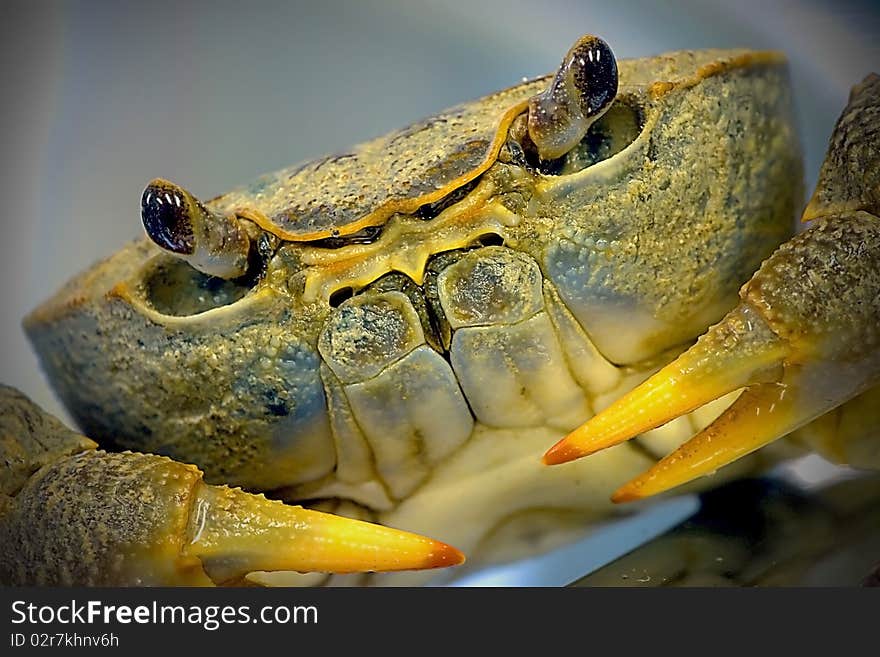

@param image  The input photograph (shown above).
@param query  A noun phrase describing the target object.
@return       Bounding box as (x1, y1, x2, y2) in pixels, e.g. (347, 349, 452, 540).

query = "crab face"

(23, 39, 805, 584)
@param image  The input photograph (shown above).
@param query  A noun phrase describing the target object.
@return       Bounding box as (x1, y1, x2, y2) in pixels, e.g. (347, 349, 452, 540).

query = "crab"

(6, 34, 879, 586)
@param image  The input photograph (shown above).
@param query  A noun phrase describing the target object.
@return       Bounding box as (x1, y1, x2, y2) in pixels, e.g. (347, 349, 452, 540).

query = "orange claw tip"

(425, 542, 467, 569)
(542, 435, 595, 465)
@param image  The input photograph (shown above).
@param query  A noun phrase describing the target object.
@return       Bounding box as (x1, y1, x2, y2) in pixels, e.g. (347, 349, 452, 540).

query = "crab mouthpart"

(185, 484, 464, 584)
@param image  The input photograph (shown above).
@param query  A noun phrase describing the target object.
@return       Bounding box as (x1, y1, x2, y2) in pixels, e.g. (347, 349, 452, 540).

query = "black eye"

(526, 34, 619, 161)
(141, 181, 195, 255)
(568, 36, 618, 117)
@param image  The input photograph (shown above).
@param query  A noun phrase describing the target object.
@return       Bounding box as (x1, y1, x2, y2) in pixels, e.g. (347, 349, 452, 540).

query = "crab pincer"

(0, 386, 463, 585)
(544, 74, 880, 501)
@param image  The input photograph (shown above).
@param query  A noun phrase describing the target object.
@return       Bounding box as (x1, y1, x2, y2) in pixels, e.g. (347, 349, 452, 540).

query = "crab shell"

(25, 48, 802, 580)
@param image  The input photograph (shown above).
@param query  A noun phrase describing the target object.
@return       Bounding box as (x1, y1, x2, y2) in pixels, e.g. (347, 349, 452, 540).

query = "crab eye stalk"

(528, 35, 618, 161)
(141, 179, 252, 279)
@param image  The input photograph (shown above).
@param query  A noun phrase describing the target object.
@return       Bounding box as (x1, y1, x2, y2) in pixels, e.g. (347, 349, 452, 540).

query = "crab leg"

(544, 73, 880, 501)
(0, 386, 463, 585)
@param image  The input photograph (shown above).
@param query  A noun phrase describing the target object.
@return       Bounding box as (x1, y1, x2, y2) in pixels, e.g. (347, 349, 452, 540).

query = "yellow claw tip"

(544, 412, 638, 464)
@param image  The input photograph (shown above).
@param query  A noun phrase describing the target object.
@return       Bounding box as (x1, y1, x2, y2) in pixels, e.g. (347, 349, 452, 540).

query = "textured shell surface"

(207, 77, 538, 241)
(204, 49, 785, 242)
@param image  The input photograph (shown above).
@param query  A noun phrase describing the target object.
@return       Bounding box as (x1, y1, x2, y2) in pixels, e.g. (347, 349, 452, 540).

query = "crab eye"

(141, 183, 195, 255)
(527, 34, 619, 161)
(141, 178, 253, 280)
(568, 38, 617, 117)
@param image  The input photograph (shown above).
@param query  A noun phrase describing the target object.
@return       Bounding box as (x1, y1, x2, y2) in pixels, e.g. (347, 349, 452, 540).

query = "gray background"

(2, 0, 878, 421)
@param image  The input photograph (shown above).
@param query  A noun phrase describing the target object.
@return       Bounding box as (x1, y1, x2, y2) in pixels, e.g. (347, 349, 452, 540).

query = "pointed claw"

(0, 382, 464, 586)
(543, 304, 789, 465)
(185, 485, 464, 584)
(612, 374, 823, 502)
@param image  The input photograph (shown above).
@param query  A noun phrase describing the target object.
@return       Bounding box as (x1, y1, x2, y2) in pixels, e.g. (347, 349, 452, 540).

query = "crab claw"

(545, 72, 880, 500)
(610, 376, 828, 503)
(0, 385, 463, 586)
(546, 216, 880, 499)
(543, 304, 789, 467)
(545, 212, 880, 499)
(802, 73, 880, 222)
(186, 484, 464, 584)
(141, 178, 253, 279)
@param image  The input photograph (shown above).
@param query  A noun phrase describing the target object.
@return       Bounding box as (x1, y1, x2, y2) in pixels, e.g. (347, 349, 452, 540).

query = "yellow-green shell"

(207, 50, 791, 243)
(208, 83, 538, 241)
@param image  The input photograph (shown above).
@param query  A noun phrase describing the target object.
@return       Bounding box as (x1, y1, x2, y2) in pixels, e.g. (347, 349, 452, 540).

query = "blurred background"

(2, 0, 878, 421)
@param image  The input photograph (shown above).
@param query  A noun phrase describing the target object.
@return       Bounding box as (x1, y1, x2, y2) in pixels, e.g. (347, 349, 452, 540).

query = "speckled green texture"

(208, 78, 541, 240)
(0, 385, 95, 496)
(0, 387, 211, 585)
(805, 74, 880, 220)
(438, 246, 544, 328)
(1, 449, 207, 586)
(538, 57, 800, 364)
(744, 212, 880, 361)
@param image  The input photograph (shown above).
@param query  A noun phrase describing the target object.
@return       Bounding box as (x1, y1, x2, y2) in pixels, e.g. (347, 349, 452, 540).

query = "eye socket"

(520, 96, 644, 176)
(140, 257, 254, 317)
